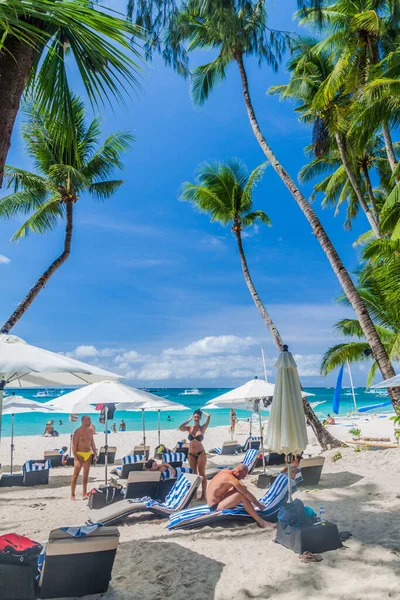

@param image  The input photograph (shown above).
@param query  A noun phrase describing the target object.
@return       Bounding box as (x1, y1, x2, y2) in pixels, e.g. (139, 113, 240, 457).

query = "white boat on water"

(179, 388, 202, 396)
(34, 389, 54, 398)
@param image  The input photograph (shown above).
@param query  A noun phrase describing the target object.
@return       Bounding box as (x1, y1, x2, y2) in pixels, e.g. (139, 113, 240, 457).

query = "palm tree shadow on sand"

(110, 540, 224, 600)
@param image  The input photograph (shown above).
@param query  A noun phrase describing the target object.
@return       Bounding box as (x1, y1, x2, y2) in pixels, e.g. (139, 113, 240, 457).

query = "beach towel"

(122, 454, 144, 465)
(168, 471, 301, 530)
(23, 460, 51, 472)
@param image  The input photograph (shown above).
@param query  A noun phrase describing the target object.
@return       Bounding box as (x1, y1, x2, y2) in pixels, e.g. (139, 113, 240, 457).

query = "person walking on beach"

(71, 415, 97, 500)
(179, 409, 210, 500)
(230, 409, 237, 435)
(207, 463, 271, 529)
(119, 420, 126, 432)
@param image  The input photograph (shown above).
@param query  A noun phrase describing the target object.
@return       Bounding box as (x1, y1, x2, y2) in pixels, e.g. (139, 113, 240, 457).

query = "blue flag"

(333, 364, 344, 415)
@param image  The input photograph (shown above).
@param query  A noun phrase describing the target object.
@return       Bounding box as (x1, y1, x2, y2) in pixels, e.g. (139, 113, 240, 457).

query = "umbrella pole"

(157, 410, 161, 447)
(10, 413, 14, 475)
(69, 421, 74, 455)
(258, 406, 266, 474)
(142, 409, 146, 452)
(249, 412, 252, 439)
(287, 453, 293, 503)
(104, 407, 109, 485)
(0, 379, 5, 457)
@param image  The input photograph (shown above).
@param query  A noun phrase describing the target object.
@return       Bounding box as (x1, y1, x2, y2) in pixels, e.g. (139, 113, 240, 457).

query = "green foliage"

(181, 159, 270, 231)
(1, 0, 143, 151)
(349, 428, 361, 438)
(1, 96, 133, 240)
(331, 451, 342, 462)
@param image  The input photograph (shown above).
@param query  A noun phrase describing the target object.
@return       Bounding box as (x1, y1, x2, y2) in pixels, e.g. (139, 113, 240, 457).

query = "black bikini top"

(188, 432, 204, 442)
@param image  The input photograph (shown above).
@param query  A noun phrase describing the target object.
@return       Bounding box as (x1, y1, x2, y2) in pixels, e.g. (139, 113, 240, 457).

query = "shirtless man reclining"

(71, 415, 97, 500)
(206, 463, 273, 529)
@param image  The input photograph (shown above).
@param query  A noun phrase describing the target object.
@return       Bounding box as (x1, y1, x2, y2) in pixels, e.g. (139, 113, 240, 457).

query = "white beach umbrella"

(264, 347, 308, 501)
(3, 395, 55, 473)
(371, 374, 400, 388)
(0, 333, 121, 451)
(117, 396, 189, 448)
(54, 381, 188, 483)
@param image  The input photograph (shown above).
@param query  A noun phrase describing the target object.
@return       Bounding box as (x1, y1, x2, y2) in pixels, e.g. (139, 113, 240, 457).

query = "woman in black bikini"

(179, 409, 210, 499)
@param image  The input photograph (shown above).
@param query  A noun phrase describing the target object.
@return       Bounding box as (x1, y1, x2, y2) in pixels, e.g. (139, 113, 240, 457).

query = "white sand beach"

(0, 420, 399, 600)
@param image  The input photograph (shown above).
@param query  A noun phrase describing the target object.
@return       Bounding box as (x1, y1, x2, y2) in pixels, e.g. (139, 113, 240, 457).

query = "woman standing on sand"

(179, 409, 210, 499)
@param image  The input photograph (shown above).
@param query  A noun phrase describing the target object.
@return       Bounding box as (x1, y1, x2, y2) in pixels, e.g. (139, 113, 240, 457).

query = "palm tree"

(269, 37, 382, 237)
(168, 0, 400, 412)
(181, 159, 283, 349)
(0, 96, 133, 332)
(181, 158, 341, 449)
(0, 0, 142, 187)
(298, 0, 400, 173)
(321, 266, 400, 387)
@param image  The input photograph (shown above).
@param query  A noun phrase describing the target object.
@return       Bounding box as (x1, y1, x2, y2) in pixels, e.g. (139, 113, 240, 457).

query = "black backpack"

(278, 499, 311, 533)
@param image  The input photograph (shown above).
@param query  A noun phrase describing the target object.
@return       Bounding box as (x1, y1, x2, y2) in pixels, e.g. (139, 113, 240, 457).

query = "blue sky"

(0, 1, 374, 387)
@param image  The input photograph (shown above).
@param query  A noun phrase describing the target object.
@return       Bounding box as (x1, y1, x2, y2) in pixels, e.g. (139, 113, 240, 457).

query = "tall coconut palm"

(168, 0, 400, 412)
(0, 96, 133, 332)
(298, 0, 400, 173)
(321, 266, 400, 387)
(181, 159, 283, 350)
(269, 37, 382, 237)
(181, 158, 341, 449)
(0, 0, 142, 188)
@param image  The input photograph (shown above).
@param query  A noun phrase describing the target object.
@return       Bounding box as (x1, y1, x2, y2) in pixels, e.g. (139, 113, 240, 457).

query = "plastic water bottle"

(319, 506, 326, 525)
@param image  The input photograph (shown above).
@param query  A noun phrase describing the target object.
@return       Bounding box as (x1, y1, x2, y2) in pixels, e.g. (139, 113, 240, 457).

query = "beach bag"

(88, 485, 124, 510)
(0, 533, 42, 569)
(278, 499, 310, 533)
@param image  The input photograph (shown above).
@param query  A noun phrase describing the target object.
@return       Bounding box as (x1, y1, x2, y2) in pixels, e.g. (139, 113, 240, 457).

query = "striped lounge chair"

(241, 436, 262, 452)
(168, 470, 303, 530)
(23, 459, 51, 486)
(161, 452, 187, 467)
(120, 454, 145, 479)
(206, 448, 258, 480)
(87, 472, 202, 526)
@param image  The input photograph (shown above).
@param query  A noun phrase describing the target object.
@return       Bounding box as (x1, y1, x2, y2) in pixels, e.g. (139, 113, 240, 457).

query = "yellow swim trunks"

(76, 451, 93, 462)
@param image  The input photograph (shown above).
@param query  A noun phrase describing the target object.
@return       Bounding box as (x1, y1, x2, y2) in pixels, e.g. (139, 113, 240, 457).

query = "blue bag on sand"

(278, 499, 311, 533)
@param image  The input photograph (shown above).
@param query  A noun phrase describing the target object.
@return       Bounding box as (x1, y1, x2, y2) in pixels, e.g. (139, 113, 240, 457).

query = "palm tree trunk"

(382, 123, 398, 176)
(334, 133, 381, 237)
(361, 163, 380, 227)
(235, 53, 400, 415)
(234, 225, 283, 351)
(1, 201, 73, 333)
(0, 33, 39, 189)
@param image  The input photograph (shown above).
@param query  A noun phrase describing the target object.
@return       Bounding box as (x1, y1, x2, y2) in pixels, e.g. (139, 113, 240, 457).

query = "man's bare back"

(71, 415, 97, 500)
(206, 463, 273, 529)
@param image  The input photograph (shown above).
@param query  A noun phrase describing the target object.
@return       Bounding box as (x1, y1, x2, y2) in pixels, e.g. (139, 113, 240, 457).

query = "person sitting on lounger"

(145, 458, 176, 478)
(206, 463, 272, 529)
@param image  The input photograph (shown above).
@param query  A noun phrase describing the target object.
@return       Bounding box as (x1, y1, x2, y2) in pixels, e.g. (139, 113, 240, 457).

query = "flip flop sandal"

(299, 552, 323, 563)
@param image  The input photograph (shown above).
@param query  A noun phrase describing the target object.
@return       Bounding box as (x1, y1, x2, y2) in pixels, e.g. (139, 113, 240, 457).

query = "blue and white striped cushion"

(168, 472, 294, 530)
(161, 452, 186, 463)
(122, 454, 144, 465)
(147, 473, 191, 510)
(23, 460, 51, 472)
(60, 525, 102, 537)
(160, 466, 193, 480)
(54, 448, 66, 455)
(242, 448, 258, 469)
(213, 447, 222, 455)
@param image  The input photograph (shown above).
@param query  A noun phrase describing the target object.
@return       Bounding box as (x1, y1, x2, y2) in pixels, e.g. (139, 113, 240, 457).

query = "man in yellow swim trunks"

(71, 415, 97, 500)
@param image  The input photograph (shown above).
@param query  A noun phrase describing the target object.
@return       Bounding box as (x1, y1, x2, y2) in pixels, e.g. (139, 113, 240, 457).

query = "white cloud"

(0, 254, 11, 264)
(66, 345, 126, 359)
(163, 335, 257, 357)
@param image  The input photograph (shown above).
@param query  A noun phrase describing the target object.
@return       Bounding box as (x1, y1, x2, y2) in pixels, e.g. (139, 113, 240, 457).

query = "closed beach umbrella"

(265, 346, 308, 501)
(3, 395, 55, 473)
(0, 333, 121, 451)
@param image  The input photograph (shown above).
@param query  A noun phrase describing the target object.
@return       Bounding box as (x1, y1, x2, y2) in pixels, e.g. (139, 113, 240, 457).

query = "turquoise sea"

(1, 386, 392, 437)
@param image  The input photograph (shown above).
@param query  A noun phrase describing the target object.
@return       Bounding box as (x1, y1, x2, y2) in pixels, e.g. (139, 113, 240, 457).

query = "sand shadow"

(112, 539, 224, 600)
(312, 471, 364, 489)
